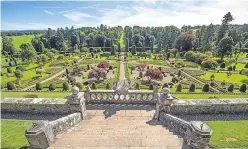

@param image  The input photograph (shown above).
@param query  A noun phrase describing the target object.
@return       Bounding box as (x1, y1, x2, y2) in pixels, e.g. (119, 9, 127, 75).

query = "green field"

(1, 92, 69, 98)
(10, 35, 36, 51)
(1, 120, 33, 148)
(206, 121, 248, 148)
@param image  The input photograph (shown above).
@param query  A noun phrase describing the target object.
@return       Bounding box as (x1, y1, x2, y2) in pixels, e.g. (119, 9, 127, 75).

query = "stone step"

(53, 135, 182, 148)
(50, 147, 181, 149)
(51, 110, 182, 148)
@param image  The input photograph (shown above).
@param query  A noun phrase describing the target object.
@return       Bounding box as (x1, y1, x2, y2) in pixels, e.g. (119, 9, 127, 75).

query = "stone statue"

(115, 79, 130, 94)
(160, 87, 173, 100)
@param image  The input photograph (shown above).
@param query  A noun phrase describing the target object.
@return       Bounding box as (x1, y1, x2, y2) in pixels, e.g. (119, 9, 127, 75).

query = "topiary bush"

(202, 84, 210, 92)
(227, 84, 234, 92)
(63, 82, 70, 91)
(227, 66, 233, 71)
(135, 83, 140, 90)
(189, 83, 195, 92)
(233, 65, 236, 71)
(162, 83, 169, 88)
(220, 62, 225, 68)
(7, 82, 16, 90)
(91, 82, 97, 90)
(49, 83, 56, 91)
(176, 84, 182, 92)
(239, 84, 247, 93)
(106, 82, 110, 89)
(245, 63, 248, 68)
(35, 82, 43, 90)
(178, 70, 181, 76)
(149, 84, 154, 90)
(7, 67, 12, 73)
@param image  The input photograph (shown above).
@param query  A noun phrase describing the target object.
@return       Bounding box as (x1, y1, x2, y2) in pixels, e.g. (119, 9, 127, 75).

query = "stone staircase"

(50, 109, 183, 149)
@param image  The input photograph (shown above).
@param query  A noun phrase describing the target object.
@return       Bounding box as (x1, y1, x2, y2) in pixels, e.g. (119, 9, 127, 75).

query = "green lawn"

(1, 92, 69, 98)
(11, 35, 36, 51)
(174, 93, 248, 99)
(1, 120, 33, 148)
(206, 121, 248, 148)
(199, 72, 248, 85)
(119, 33, 125, 48)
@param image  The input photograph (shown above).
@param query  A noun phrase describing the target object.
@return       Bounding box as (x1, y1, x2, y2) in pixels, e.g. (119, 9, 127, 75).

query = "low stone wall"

(159, 112, 212, 149)
(162, 99, 248, 115)
(50, 113, 82, 136)
(25, 113, 82, 148)
(1, 97, 82, 114)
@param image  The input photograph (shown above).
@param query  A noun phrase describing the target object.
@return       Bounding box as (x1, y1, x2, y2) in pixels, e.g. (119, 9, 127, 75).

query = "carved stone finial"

(72, 85, 79, 96)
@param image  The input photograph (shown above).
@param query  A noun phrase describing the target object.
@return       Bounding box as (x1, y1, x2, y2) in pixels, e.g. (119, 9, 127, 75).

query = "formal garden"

(1, 11, 248, 148)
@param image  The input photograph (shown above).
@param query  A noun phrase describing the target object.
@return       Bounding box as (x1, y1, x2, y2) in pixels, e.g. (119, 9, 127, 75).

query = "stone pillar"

(154, 87, 174, 120)
(25, 121, 54, 149)
(67, 85, 87, 119)
(183, 121, 212, 149)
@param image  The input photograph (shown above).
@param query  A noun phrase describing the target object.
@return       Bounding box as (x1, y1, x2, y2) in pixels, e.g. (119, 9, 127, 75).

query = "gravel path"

(21, 69, 66, 91)
(119, 55, 125, 81)
(22, 58, 83, 91)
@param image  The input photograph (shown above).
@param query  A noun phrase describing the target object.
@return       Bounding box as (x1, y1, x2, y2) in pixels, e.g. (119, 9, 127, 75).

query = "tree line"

(1, 12, 248, 62)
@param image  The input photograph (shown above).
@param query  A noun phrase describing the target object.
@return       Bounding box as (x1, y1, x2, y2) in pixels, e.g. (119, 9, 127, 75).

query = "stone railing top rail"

(164, 113, 190, 126)
(1, 98, 66, 104)
(174, 99, 248, 106)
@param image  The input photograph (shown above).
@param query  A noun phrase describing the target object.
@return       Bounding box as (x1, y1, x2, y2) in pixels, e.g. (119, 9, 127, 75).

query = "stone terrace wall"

(1, 98, 82, 114)
(162, 99, 248, 115)
(50, 113, 82, 136)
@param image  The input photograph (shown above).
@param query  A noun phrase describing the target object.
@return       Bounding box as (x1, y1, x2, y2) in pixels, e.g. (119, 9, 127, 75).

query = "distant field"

(10, 35, 40, 51)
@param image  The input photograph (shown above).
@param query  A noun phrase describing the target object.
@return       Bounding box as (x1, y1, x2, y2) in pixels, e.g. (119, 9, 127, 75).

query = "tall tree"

(216, 36, 234, 59)
(2, 36, 15, 55)
(175, 33, 195, 51)
(20, 43, 37, 63)
(216, 12, 234, 45)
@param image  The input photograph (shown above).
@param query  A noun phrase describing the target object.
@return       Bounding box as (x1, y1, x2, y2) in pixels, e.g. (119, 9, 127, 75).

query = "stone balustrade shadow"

(87, 103, 155, 111)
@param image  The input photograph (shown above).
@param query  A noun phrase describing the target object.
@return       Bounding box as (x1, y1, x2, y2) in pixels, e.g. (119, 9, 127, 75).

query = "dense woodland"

(1, 12, 248, 63)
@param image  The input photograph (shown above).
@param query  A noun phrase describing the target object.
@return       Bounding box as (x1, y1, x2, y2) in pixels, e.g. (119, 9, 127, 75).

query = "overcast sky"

(1, 0, 248, 30)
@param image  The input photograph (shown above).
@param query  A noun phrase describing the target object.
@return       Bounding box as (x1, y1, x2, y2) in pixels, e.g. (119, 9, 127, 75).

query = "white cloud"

(98, 0, 248, 27)
(44, 10, 55, 16)
(62, 11, 97, 22)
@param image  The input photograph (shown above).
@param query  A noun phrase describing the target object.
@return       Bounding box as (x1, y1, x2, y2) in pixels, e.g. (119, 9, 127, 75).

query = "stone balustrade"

(25, 113, 82, 149)
(85, 89, 158, 104)
(159, 112, 212, 149)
